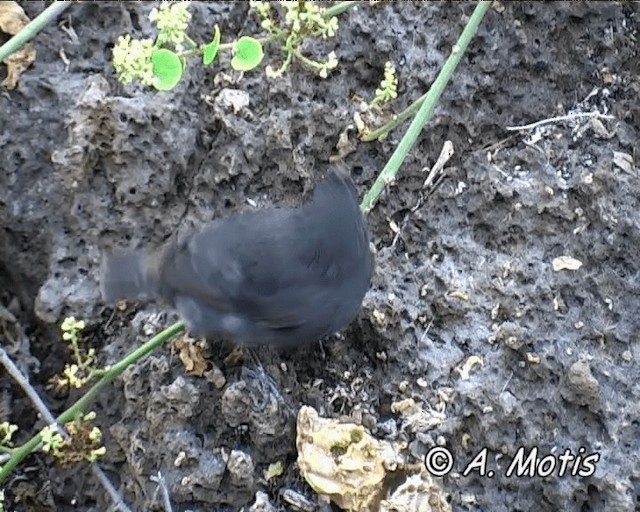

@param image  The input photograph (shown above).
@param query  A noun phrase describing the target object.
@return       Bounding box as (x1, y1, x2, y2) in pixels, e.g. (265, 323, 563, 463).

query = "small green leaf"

(151, 49, 182, 91)
(266, 460, 284, 480)
(203, 25, 221, 66)
(231, 36, 263, 72)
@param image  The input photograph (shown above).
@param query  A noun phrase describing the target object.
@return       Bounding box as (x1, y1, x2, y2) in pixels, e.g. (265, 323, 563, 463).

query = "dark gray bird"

(100, 168, 374, 346)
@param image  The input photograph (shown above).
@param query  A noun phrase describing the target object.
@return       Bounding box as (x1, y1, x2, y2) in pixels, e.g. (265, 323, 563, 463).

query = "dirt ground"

(1, 2, 639, 511)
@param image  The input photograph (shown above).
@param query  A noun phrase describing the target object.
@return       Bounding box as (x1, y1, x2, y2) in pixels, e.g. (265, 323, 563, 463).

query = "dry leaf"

(590, 117, 615, 139)
(0, 2, 36, 89)
(171, 337, 208, 376)
(390, 398, 446, 432)
(552, 256, 583, 271)
(456, 355, 483, 380)
(613, 151, 635, 175)
(223, 347, 245, 366)
(265, 460, 284, 480)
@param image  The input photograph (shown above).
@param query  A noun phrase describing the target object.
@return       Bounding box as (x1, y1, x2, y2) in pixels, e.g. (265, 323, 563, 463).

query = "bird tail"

(100, 250, 156, 302)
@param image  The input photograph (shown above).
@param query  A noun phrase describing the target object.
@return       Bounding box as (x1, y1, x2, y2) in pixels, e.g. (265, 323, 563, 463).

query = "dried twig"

(150, 472, 173, 512)
(423, 140, 454, 190)
(505, 112, 615, 131)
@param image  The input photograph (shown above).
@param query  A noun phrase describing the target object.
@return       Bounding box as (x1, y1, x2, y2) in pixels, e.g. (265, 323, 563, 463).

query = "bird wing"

(168, 168, 368, 333)
(180, 209, 314, 329)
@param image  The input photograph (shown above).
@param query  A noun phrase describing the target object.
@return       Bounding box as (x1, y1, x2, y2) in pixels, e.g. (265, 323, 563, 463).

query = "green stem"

(271, 49, 294, 77)
(0, 321, 185, 483)
(362, 90, 429, 142)
(182, 36, 274, 57)
(88, 367, 108, 379)
(0, 1, 71, 63)
(292, 49, 323, 70)
(184, 35, 198, 50)
(178, 48, 202, 59)
(324, 1, 358, 18)
(70, 336, 83, 368)
(359, 1, 493, 213)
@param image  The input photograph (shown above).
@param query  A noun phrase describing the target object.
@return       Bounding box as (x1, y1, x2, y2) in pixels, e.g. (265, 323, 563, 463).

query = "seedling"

(113, 2, 264, 90)
(370, 61, 398, 109)
(40, 425, 65, 456)
(253, 1, 339, 78)
(112, 1, 348, 90)
(0, 423, 18, 454)
(353, 61, 400, 139)
(40, 413, 106, 465)
(50, 316, 100, 390)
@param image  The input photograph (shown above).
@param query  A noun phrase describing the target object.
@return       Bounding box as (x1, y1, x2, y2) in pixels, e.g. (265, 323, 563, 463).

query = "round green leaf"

(231, 36, 263, 72)
(151, 49, 182, 91)
(203, 25, 221, 66)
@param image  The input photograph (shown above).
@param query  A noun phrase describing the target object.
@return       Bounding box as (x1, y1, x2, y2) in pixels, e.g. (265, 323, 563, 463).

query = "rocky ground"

(1, 2, 639, 511)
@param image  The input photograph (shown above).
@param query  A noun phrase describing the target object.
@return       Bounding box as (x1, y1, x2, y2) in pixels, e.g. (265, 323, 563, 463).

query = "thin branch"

(0, 347, 133, 512)
(0, 348, 56, 427)
(150, 472, 174, 512)
(323, 1, 358, 18)
(0, 1, 71, 62)
(92, 467, 133, 512)
(505, 112, 615, 131)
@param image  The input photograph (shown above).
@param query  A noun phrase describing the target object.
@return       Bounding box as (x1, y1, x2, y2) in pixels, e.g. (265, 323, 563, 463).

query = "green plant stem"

(359, 1, 493, 213)
(293, 49, 323, 70)
(180, 37, 274, 59)
(0, 321, 185, 483)
(184, 35, 198, 50)
(180, 48, 204, 59)
(70, 338, 83, 368)
(362, 90, 429, 142)
(0, 1, 71, 63)
(324, 1, 358, 18)
(89, 368, 109, 379)
(363, 2, 493, 143)
(222, 36, 274, 50)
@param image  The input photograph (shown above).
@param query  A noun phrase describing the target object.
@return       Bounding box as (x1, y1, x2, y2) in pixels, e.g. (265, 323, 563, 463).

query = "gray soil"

(1, 2, 639, 511)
